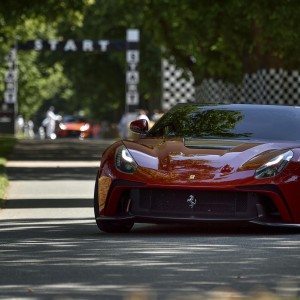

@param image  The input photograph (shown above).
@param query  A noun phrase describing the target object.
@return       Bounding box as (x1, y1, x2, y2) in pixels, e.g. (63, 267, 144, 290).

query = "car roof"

(173, 103, 300, 111)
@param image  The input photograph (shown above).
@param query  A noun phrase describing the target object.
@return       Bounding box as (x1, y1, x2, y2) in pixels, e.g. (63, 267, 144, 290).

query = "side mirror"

(130, 119, 148, 134)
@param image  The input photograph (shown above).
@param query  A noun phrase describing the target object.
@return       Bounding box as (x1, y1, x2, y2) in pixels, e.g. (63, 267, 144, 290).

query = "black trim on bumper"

(236, 184, 293, 221)
(250, 220, 300, 228)
(96, 215, 300, 228)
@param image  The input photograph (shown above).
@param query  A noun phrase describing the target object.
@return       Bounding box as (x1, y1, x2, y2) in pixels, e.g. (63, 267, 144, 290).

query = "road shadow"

(0, 217, 299, 298)
(3, 198, 93, 209)
(8, 139, 116, 161)
(134, 223, 300, 236)
(7, 166, 98, 181)
(2, 193, 299, 236)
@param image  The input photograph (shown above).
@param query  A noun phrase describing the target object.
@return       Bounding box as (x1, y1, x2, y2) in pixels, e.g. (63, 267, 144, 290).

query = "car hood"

(123, 138, 299, 179)
(61, 122, 86, 130)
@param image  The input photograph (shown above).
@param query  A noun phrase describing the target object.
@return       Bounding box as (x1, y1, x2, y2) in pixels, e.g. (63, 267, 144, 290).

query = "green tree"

(140, 0, 300, 83)
(1, 0, 299, 122)
(0, 1, 89, 119)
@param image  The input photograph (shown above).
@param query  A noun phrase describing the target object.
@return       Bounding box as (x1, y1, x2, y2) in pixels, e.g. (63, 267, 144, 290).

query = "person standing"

(137, 109, 150, 123)
(15, 115, 24, 135)
(43, 106, 61, 139)
(118, 113, 130, 139)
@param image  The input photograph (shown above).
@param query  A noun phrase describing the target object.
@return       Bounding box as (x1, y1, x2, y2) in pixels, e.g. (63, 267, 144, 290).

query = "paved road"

(0, 139, 299, 299)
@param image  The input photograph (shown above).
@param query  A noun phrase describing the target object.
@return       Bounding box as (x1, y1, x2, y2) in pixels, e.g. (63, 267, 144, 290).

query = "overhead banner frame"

(2, 29, 140, 132)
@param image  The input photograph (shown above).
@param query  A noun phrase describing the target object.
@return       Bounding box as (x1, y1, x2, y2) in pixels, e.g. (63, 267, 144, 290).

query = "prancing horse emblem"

(187, 194, 197, 208)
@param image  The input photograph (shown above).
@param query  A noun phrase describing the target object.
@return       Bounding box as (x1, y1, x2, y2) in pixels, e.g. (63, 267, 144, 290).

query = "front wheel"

(96, 217, 134, 233)
(94, 174, 134, 233)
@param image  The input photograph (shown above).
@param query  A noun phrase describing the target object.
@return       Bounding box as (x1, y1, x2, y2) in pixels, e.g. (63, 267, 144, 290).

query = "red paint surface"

(98, 138, 300, 224)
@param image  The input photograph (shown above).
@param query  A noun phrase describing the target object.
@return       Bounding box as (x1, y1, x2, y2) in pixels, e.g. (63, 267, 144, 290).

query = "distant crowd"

(15, 107, 164, 140)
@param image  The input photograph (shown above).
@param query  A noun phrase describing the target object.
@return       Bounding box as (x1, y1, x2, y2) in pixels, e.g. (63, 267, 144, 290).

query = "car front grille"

(129, 189, 259, 220)
(66, 130, 81, 137)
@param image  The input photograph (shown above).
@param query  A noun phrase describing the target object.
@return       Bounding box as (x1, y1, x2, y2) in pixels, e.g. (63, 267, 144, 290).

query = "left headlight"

(59, 123, 67, 130)
(255, 150, 293, 179)
(115, 146, 137, 173)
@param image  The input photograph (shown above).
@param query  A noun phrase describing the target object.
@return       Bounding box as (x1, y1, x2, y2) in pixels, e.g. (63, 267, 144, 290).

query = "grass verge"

(0, 135, 16, 207)
(0, 158, 8, 207)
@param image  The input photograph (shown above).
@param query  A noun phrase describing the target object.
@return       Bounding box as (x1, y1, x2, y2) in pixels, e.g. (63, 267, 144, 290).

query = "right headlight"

(254, 150, 293, 179)
(115, 146, 137, 173)
(80, 123, 90, 131)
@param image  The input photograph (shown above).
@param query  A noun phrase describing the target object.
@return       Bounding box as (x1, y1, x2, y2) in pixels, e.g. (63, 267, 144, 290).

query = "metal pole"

(125, 29, 140, 113)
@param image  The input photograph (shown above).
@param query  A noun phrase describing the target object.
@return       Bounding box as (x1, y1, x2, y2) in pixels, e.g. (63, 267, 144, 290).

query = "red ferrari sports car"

(56, 115, 92, 139)
(94, 104, 300, 232)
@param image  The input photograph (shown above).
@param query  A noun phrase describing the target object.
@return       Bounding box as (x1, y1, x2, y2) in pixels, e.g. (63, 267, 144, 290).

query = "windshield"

(147, 104, 300, 141)
(62, 116, 87, 123)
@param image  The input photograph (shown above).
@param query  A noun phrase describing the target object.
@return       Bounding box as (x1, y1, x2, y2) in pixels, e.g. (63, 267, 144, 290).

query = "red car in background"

(56, 115, 92, 139)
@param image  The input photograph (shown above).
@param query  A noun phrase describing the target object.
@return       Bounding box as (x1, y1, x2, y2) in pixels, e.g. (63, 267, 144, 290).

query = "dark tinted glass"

(147, 104, 300, 141)
(63, 116, 87, 123)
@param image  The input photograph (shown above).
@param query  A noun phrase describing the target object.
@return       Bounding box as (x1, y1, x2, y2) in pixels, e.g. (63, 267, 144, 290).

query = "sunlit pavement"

(0, 139, 299, 299)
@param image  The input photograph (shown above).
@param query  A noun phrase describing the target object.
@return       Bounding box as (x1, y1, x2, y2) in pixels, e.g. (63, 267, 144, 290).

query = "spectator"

(38, 126, 45, 140)
(151, 109, 164, 123)
(42, 106, 62, 139)
(118, 113, 130, 139)
(15, 115, 24, 135)
(92, 121, 101, 139)
(24, 120, 35, 139)
(118, 112, 137, 139)
(137, 109, 150, 123)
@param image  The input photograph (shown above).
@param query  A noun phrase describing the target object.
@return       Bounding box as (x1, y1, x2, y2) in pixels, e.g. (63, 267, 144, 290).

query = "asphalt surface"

(0, 139, 299, 299)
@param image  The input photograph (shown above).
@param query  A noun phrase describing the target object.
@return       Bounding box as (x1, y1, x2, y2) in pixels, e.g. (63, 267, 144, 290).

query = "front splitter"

(96, 215, 300, 228)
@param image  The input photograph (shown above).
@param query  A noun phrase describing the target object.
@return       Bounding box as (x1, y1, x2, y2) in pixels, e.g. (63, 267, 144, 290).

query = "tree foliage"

(140, 0, 300, 82)
(0, 0, 299, 121)
(0, 1, 86, 119)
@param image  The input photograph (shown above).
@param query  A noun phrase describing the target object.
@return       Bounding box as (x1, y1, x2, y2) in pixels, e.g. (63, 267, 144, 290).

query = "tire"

(94, 173, 134, 233)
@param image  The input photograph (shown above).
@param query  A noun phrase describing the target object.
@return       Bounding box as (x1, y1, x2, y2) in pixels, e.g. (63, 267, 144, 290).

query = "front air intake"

(129, 189, 259, 220)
